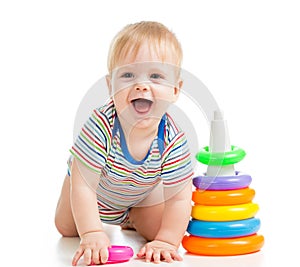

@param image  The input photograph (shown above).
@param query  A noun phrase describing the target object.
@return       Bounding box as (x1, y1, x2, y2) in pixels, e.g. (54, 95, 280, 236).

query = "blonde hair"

(107, 21, 183, 74)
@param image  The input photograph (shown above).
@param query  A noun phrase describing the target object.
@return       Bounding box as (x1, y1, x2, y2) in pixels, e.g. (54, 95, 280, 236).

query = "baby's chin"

(131, 116, 161, 129)
(129, 105, 167, 129)
(117, 103, 166, 129)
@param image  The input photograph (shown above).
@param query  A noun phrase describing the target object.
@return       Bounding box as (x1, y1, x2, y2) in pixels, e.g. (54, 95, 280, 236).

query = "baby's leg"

(128, 203, 164, 241)
(55, 175, 78, 237)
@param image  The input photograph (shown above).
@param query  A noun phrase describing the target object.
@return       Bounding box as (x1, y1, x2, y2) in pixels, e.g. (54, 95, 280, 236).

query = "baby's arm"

(70, 158, 110, 266)
(137, 181, 192, 263)
(156, 181, 192, 246)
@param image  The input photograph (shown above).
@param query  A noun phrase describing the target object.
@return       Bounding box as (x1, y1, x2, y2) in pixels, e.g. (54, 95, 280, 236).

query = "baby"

(55, 21, 193, 265)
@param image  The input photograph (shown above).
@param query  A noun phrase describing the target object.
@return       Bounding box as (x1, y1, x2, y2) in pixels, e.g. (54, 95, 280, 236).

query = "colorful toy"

(182, 234, 264, 256)
(193, 172, 252, 190)
(89, 245, 134, 265)
(192, 187, 255, 205)
(191, 202, 259, 221)
(182, 111, 264, 256)
(107, 246, 134, 263)
(187, 218, 261, 238)
(196, 145, 246, 165)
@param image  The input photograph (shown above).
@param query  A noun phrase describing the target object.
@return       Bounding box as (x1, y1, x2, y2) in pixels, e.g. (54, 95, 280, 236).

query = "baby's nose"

(134, 83, 150, 91)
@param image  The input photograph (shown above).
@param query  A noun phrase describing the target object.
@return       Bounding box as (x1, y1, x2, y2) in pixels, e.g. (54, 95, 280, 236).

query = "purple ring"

(193, 171, 252, 190)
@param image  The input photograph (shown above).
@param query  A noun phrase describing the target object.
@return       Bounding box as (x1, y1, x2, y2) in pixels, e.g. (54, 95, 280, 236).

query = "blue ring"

(187, 218, 261, 238)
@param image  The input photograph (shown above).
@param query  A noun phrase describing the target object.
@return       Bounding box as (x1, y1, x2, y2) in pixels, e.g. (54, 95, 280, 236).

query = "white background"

(1, 0, 299, 266)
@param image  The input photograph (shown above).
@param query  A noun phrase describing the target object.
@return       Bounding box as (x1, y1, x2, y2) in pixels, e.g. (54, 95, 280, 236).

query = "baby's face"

(107, 43, 182, 129)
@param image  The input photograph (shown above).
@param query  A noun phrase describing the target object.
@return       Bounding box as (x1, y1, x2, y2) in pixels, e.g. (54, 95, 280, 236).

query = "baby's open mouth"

(131, 98, 153, 114)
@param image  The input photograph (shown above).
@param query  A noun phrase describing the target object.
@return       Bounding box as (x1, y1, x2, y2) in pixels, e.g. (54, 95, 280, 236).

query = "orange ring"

(182, 234, 264, 256)
(192, 188, 255, 206)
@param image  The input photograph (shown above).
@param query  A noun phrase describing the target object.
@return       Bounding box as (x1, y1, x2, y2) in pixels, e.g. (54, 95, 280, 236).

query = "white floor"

(3, 167, 299, 267)
(21, 178, 297, 267)
(47, 224, 266, 267)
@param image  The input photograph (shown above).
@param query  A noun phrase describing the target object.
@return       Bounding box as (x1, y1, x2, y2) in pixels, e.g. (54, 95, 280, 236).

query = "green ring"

(196, 145, 246, 166)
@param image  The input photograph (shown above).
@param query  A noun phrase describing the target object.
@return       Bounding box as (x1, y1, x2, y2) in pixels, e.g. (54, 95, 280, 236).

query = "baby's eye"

(121, 72, 134, 78)
(150, 73, 164, 79)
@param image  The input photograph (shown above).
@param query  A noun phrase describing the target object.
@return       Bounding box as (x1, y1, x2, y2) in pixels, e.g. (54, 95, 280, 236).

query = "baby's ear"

(173, 79, 183, 100)
(106, 75, 112, 96)
(178, 79, 183, 90)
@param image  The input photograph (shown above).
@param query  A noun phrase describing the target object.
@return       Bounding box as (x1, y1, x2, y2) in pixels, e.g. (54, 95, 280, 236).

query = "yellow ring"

(191, 202, 259, 221)
(192, 188, 255, 206)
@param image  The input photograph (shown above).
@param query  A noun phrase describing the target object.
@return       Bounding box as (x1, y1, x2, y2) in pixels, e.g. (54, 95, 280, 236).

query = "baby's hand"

(72, 231, 111, 266)
(137, 240, 182, 264)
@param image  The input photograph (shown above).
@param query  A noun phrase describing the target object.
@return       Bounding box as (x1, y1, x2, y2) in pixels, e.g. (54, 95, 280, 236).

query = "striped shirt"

(69, 99, 193, 224)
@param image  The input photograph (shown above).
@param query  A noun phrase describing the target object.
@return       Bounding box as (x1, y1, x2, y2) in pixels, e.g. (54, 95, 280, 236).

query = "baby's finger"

(170, 250, 183, 261)
(162, 251, 173, 263)
(100, 247, 109, 264)
(137, 246, 146, 258)
(145, 247, 154, 263)
(83, 248, 92, 265)
(72, 248, 84, 266)
(153, 249, 161, 264)
(91, 249, 100, 265)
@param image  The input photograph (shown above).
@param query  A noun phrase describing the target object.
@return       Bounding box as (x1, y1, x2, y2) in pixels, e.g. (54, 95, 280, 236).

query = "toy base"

(182, 234, 264, 256)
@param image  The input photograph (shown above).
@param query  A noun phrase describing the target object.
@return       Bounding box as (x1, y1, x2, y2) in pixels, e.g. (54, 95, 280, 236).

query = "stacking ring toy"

(192, 188, 255, 205)
(187, 218, 261, 238)
(196, 145, 246, 166)
(193, 172, 252, 190)
(107, 246, 134, 263)
(182, 234, 264, 256)
(192, 202, 259, 221)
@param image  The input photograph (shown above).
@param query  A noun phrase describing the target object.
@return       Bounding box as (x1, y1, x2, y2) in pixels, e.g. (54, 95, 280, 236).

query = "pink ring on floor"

(107, 245, 134, 263)
(89, 245, 134, 265)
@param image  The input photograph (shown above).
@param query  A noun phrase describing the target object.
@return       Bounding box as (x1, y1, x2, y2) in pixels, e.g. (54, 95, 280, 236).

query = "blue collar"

(112, 114, 166, 164)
